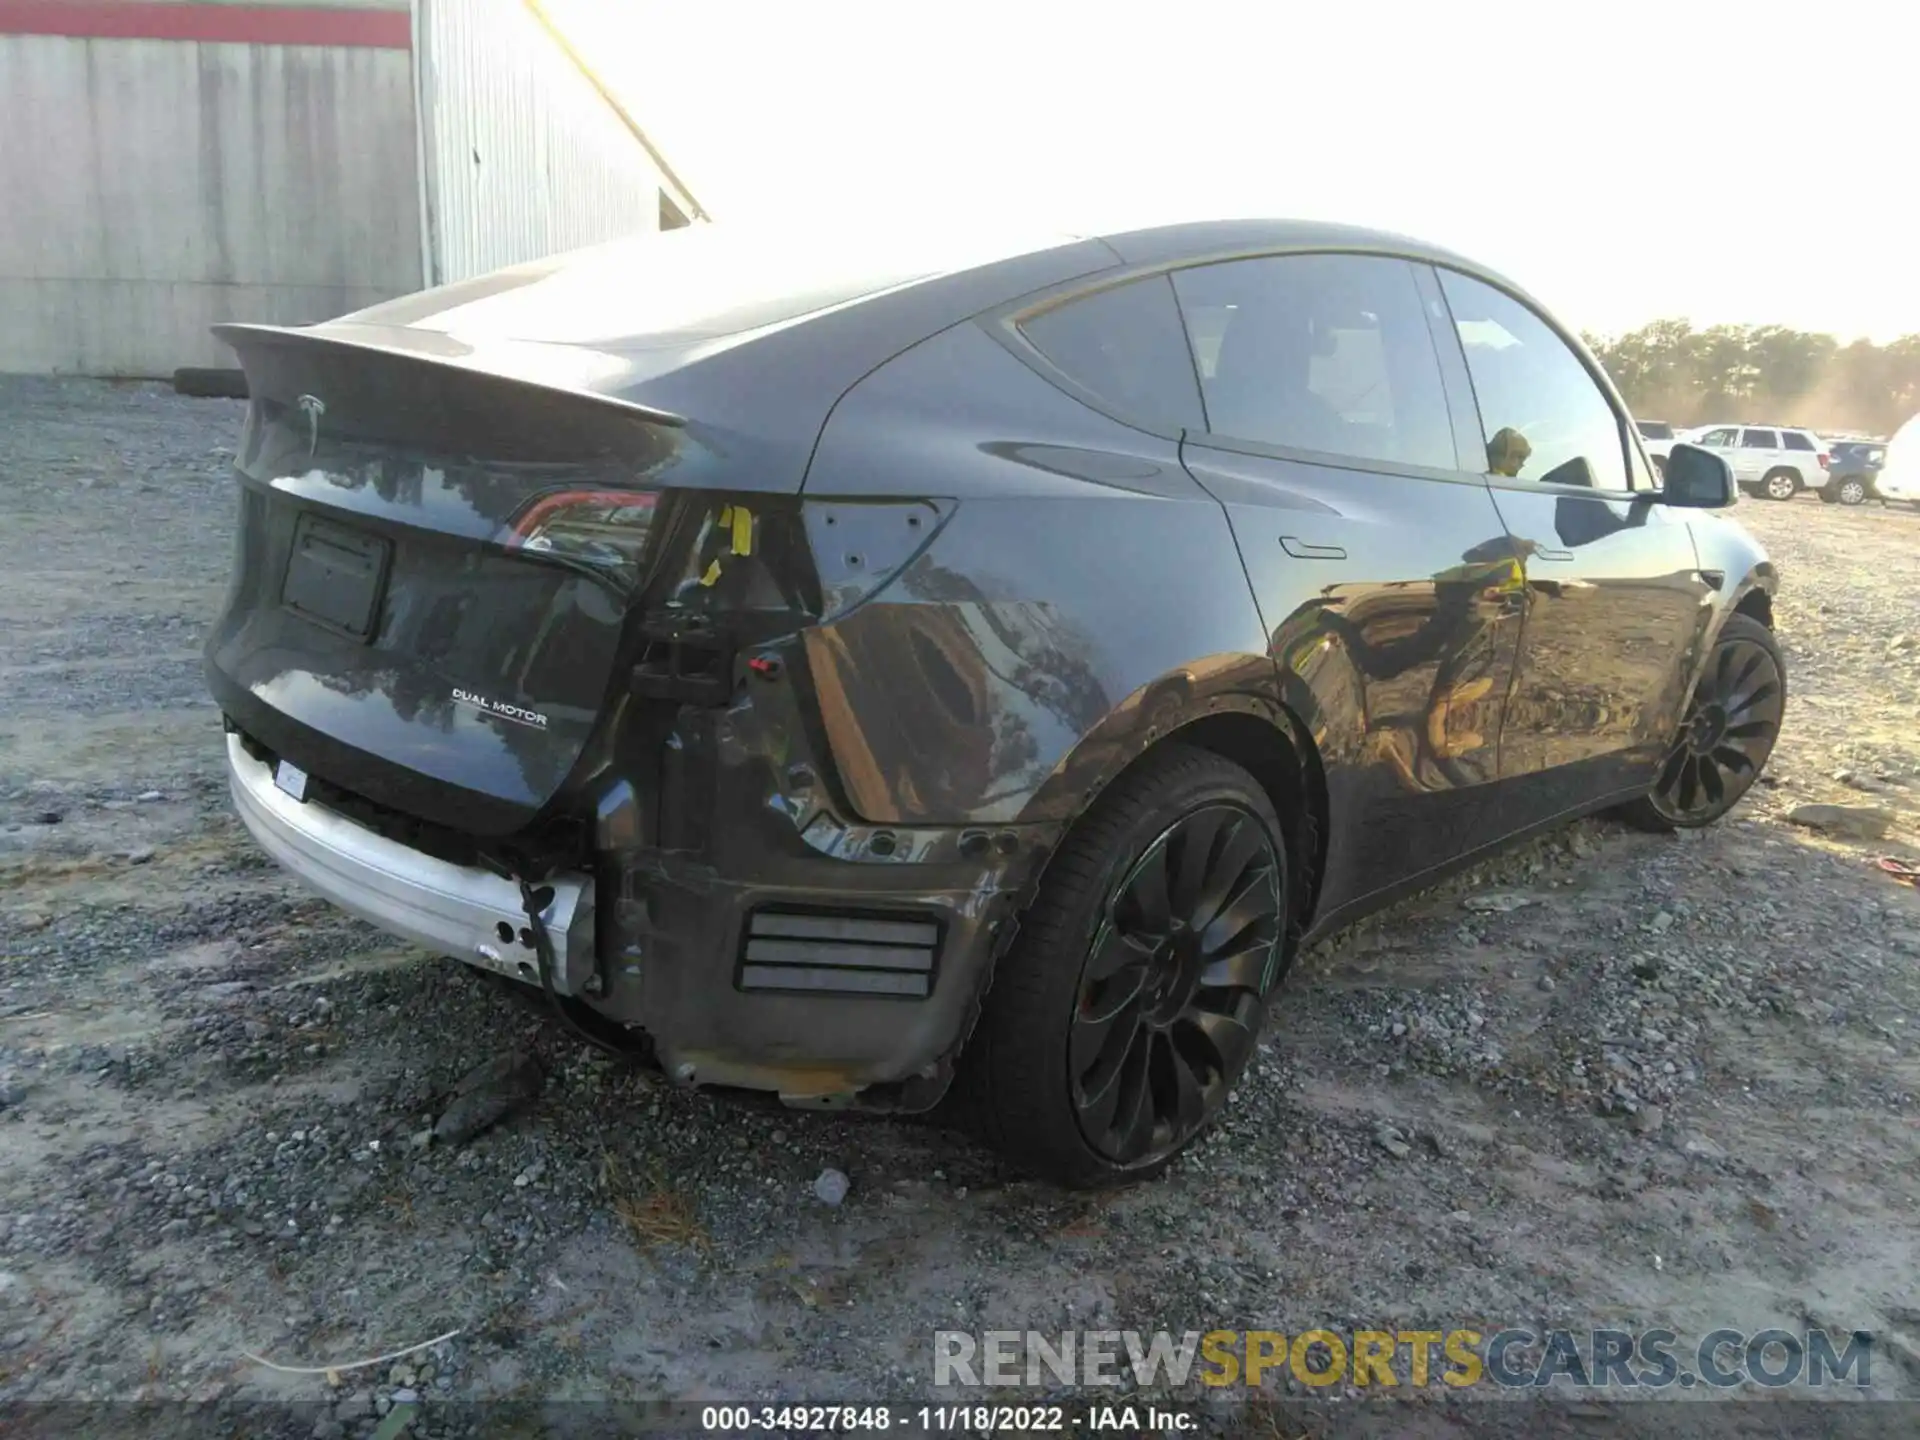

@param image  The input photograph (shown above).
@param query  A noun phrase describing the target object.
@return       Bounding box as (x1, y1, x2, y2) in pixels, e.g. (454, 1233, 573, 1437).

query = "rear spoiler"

(213, 321, 686, 429)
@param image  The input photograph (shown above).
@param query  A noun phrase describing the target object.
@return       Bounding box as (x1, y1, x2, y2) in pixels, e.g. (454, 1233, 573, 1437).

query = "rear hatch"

(206, 326, 799, 839)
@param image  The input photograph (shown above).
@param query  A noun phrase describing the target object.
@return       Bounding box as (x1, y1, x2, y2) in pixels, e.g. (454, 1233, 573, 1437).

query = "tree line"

(1581, 321, 1920, 438)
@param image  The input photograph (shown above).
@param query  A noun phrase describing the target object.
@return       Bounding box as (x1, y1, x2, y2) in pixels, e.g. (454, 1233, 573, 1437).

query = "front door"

(1694, 426, 1739, 466)
(1166, 252, 1527, 914)
(1431, 268, 1714, 824)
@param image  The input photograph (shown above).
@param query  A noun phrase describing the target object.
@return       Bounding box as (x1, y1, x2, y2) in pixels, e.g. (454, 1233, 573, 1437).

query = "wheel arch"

(1019, 679, 1330, 950)
(1668, 562, 1777, 724)
(1725, 555, 1778, 628)
(1732, 584, 1774, 630)
(1161, 709, 1329, 947)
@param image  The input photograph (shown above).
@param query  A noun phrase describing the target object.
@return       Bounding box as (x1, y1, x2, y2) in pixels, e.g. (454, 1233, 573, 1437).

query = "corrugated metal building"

(0, 0, 705, 376)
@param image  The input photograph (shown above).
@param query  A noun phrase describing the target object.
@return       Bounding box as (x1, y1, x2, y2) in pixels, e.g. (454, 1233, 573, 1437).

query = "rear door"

(1166, 252, 1527, 910)
(1430, 268, 1713, 823)
(1781, 428, 1824, 486)
(1737, 428, 1782, 485)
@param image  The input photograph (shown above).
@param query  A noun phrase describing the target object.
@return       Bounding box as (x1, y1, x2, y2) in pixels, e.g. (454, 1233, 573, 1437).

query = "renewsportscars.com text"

(934, 1327, 1875, 1391)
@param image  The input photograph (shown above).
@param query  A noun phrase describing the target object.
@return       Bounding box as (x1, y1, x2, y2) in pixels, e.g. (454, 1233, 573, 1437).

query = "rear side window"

(1437, 270, 1630, 490)
(1638, 421, 1675, 440)
(1782, 431, 1815, 451)
(1168, 254, 1456, 470)
(1741, 429, 1779, 448)
(1016, 275, 1205, 431)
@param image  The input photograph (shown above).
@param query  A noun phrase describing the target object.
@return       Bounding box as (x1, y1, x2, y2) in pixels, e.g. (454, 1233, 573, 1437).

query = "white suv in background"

(1635, 420, 1679, 481)
(1688, 424, 1831, 500)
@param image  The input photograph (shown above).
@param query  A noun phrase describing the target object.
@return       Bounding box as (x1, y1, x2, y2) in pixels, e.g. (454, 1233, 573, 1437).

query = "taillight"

(505, 489, 658, 586)
(1818, 452, 1830, 469)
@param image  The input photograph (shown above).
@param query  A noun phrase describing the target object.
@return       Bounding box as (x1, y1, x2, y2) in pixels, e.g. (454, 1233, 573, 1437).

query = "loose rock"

(1462, 891, 1540, 914)
(1787, 804, 1897, 840)
(432, 1049, 544, 1145)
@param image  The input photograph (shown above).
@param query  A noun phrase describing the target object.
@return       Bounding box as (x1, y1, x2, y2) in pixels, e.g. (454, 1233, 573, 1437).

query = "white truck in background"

(1684, 423, 1833, 501)
(1876, 414, 1920, 506)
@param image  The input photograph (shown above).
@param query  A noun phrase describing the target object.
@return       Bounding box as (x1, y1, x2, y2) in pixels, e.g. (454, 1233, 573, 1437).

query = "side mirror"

(1659, 443, 1737, 508)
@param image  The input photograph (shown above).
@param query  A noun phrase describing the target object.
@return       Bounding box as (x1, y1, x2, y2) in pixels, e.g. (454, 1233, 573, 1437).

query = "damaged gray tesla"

(206, 219, 1782, 1185)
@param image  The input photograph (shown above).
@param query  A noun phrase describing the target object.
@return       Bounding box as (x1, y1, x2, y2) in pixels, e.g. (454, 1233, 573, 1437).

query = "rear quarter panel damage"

(797, 321, 1282, 829)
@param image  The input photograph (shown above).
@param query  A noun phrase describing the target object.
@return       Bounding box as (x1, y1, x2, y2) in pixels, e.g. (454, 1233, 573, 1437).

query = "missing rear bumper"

(225, 733, 597, 991)
(227, 716, 1053, 1111)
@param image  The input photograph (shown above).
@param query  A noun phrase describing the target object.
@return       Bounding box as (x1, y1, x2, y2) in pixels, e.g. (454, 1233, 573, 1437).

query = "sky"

(545, 0, 1916, 343)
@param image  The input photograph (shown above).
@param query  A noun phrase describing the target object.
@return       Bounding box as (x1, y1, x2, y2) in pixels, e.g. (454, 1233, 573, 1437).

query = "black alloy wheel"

(1621, 614, 1784, 831)
(952, 745, 1291, 1187)
(1069, 803, 1281, 1165)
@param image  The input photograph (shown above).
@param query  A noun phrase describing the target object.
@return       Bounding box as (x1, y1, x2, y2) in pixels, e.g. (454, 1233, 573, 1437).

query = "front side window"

(1168, 254, 1456, 471)
(1741, 429, 1780, 449)
(1437, 270, 1630, 490)
(1016, 275, 1206, 431)
(1698, 427, 1738, 447)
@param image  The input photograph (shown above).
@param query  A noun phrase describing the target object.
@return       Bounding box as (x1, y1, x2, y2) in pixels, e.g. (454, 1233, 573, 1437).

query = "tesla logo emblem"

(297, 394, 325, 453)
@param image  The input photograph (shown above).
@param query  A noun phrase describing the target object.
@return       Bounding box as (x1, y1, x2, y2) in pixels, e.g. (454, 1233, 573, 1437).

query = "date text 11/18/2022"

(698, 1404, 1196, 1433)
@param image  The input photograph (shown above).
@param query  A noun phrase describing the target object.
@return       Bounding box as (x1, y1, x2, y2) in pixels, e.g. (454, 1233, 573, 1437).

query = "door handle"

(1280, 536, 1347, 560)
(1532, 546, 1575, 562)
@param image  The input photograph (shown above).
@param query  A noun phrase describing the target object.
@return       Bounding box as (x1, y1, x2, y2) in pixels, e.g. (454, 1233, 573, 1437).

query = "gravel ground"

(3, 377, 1919, 1436)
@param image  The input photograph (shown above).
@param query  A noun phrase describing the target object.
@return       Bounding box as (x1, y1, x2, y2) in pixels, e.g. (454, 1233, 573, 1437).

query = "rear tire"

(954, 745, 1290, 1188)
(1834, 477, 1868, 506)
(1761, 469, 1801, 500)
(1615, 614, 1784, 833)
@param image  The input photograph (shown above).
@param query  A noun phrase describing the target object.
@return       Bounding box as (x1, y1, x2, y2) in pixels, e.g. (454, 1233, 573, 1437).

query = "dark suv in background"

(1824, 439, 1887, 506)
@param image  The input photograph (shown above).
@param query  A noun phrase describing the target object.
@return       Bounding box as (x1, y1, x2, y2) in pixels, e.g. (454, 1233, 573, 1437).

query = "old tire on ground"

(1761, 469, 1801, 500)
(172, 368, 248, 400)
(1616, 613, 1784, 833)
(955, 744, 1289, 1188)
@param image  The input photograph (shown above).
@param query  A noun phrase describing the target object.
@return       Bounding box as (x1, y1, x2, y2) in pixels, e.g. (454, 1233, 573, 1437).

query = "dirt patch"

(3, 379, 1918, 1432)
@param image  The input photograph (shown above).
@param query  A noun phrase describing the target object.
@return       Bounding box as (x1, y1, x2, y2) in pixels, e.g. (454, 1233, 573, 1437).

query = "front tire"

(1616, 614, 1785, 832)
(956, 745, 1289, 1187)
(1761, 469, 1801, 500)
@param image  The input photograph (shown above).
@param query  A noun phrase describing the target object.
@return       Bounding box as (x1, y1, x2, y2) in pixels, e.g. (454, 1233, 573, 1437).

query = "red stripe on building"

(0, 0, 410, 48)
